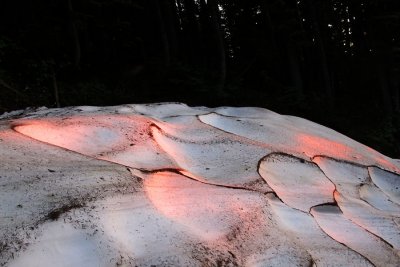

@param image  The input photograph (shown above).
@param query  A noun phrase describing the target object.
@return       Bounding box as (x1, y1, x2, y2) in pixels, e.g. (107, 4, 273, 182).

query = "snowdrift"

(0, 103, 399, 266)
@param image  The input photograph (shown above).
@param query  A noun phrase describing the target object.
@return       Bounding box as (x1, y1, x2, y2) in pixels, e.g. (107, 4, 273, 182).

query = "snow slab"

(7, 222, 107, 267)
(266, 194, 372, 266)
(313, 157, 400, 250)
(1, 103, 400, 266)
(199, 113, 400, 173)
(259, 154, 335, 212)
(12, 114, 177, 170)
(369, 167, 400, 205)
(151, 116, 271, 190)
(311, 205, 399, 266)
(360, 183, 400, 215)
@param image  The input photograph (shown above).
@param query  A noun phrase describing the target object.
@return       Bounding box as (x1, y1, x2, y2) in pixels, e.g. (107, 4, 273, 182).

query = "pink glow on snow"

(365, 146, 400, 173)
(143, 171, 256, 241)
(11, 114, 157, 155)
(296, 133, 400, 173)
(296, 133, 356, 159)
(150, 126, 196, 169)
(13, 119, 123, 156)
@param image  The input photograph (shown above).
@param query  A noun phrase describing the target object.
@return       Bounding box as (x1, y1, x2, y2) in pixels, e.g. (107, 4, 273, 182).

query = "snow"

(7, 223, 106, 267)
(313, 157, 400, 250)
(199, 112, 400, 173)
(369, 167, 400, 205)
(334, 191, 400, 250)
(13, 115, 177, 170)
(1, 103, 400, 266)
(311, 205, 399, 267)
(313, 157, 369, 199)
(360, 183, 400, 215)
(151, 121, 270, 188)
(259, 154, 335, 212)
(130, 102, 211, 119)
(267, 194, 372, 266)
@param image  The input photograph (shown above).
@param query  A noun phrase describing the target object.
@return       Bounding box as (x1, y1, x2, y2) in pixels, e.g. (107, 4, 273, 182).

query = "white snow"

(13, 115, 177, 170)
(267, 194, 373, 266)
(7, 223, 106, 267)
(369, 167, 400, 205)
(360, 183, 400, 215)
(151, 124, 269, 188)
(311, 205, 399, 267)
(199, 112, 400, 173)
(313, 155, 400, 251)
(259, 154, 335, 212)
(1, 103, 400, 266)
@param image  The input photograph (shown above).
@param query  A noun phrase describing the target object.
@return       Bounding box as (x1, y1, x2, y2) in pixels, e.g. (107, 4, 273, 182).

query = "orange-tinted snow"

(14, 119, 122, 156)
(295, 133, 400, 173)
(12, 115, 179, 170)
(296, 133, 361, 159)
(2, 104, 400, 266)
(143, 171, 262, 241)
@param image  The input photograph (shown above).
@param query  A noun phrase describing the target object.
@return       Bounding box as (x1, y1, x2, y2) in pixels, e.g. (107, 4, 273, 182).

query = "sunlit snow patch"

(13, 115, 177, 170)
(311, 205, 399, 266)
(259, 154, 335, 212)
(1, 103, 400, 266)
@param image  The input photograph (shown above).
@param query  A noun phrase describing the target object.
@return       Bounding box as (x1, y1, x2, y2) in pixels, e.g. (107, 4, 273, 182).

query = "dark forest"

(0, 0, 399, 157)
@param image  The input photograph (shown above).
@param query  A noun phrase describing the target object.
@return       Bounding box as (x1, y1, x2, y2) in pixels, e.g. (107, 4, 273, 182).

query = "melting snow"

(1, 103, 399, 266)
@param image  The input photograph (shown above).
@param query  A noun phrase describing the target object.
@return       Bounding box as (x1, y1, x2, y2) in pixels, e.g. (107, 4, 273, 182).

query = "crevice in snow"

(131, 168, 272, 194)
(313, 155, 400, 176)
(149, 120, 271, 189)
(359, 183, 400, 216)
(323, 156, 400, 205)
(313, 156, 400, 250)
(308, 199, 339, 215)
(368, 167, 400, 205)
(308, 207, 376, 267)
(263, 191, 307, 213)
(196, 113, 275, 149)
(265, 192, 374, 266)
(313, 156, 391, 212)
(333, 192, 399, 251)
(259, 152, 336, 213)
(311, 204, 398, 267)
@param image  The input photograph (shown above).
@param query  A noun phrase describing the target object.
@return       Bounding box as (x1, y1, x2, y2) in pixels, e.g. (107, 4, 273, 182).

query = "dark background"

(0, 0, 399, 157)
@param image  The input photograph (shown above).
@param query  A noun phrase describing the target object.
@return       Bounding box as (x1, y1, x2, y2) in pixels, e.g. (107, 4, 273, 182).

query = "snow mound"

(1, 103, 399, 266)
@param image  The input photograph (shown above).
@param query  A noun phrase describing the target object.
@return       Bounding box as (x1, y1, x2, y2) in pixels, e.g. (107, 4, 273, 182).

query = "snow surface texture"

(0, 103, 399, 267)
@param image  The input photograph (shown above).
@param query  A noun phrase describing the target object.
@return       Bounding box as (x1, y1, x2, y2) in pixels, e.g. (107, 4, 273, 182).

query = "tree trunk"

(392, 70, 400, 112)
(377, 61, 393, 115)
(305, 0, 334, 106)
(261, 1, 278, 53)
(206, 0, 226, 96)
(52, 70, 61, 108)
(287, 42, 303, 95)
(154, 0, 171, 66)
(180, 0, 201, 64)
(161, 0, 179, 61)
(67, 0, 81, 68)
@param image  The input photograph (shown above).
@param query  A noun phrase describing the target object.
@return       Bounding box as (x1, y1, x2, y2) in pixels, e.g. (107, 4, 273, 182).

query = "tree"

(203, 0, 227, 96)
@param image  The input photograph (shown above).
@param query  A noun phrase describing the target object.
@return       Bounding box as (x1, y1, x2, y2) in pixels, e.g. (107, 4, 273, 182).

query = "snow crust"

(1, 103, 399, 266)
